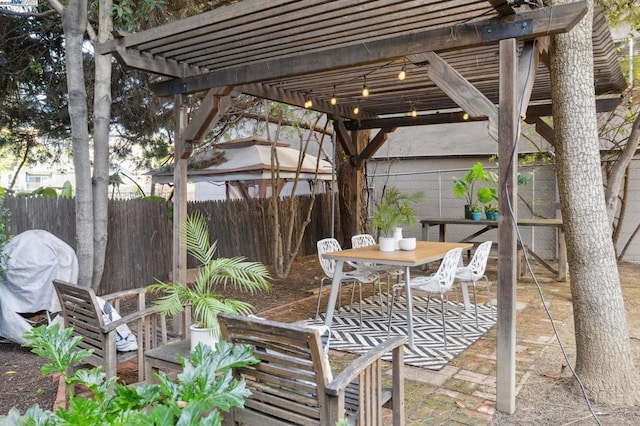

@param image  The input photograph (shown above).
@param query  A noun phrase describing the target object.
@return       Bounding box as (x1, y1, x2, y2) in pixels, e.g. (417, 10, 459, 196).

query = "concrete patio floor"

(259, 257, 577, 425)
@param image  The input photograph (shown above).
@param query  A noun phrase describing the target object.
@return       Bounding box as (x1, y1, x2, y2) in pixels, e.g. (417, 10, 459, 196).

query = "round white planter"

(379, 237, 396, 252)
(189, 324, 218, 351)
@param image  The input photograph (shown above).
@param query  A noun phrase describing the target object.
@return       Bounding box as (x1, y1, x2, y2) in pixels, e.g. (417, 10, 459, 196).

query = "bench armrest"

(325, 336, 406, 395)
(102, 287, 146, 302)
(101, 306, 158, 333)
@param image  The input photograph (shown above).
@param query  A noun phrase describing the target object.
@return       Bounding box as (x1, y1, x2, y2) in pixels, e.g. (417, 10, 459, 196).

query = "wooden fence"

(5, 193, 335, 294)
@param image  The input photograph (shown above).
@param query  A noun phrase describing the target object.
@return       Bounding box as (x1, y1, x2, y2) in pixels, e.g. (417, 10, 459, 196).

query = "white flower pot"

(379, 237, 396, 252)
(190, 324, 218, 351)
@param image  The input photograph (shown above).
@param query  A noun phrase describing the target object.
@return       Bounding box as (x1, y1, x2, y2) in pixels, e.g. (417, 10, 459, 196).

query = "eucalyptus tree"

(549, 0, 639, 404)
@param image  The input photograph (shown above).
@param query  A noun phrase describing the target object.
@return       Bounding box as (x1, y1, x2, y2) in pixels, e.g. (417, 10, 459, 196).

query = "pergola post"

(172, 95, 188, 293)
(496, 38, 519, 414)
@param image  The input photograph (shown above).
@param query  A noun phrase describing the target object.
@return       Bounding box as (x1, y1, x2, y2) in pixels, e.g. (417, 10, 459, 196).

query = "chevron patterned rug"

(303, 294, 496, 371)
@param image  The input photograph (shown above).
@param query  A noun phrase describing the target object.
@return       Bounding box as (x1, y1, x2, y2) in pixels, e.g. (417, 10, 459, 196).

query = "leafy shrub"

(0, 324, 258, 426)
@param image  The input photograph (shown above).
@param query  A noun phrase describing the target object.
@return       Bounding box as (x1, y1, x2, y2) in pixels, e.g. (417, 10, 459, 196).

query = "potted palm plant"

(148, 211, 271, 350)
(371, 187, 424, 251)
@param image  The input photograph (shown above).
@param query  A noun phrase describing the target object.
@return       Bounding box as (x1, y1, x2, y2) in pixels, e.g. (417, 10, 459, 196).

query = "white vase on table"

(393, 227, 403, 250)
(379, 236, 396, 252)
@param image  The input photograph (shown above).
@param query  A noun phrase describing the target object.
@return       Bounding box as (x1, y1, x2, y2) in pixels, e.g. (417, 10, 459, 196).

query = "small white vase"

(379, 236, 396, 252)
(190, 324, 218, 351)
(393, 227, 403, 250)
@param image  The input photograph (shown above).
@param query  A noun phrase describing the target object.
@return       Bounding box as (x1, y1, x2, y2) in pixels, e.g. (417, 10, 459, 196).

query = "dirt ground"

(2, 255, 640, 425)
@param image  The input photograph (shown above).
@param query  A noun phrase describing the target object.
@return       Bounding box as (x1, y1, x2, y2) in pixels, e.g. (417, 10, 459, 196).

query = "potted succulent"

(469, 203, 484, 221)
(148, 211, 271, 350)
(452, 162, 497, 219)
(371, 187, 424, 251)
(485, 204, 499, 220)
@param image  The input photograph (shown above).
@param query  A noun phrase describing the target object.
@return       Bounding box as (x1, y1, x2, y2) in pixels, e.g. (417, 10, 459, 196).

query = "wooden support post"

(497, 38, 518, 414)
(173, 94, 188, 335)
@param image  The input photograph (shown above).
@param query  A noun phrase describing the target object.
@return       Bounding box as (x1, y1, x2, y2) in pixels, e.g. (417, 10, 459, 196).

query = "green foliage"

(485, 204, 498, 213)
(4, 323, 258, 425)
(148, 211, 271, 336)
(23, 324, 93, 379)
(371, 187, 424, 237)
(452, 162, 497, 206)
(469, 203, 484, 213)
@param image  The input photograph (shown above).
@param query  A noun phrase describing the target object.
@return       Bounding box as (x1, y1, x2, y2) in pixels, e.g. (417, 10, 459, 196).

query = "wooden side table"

(144, 339, 191, 383)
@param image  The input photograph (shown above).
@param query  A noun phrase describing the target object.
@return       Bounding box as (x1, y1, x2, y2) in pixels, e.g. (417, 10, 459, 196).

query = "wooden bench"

(218, 313, 406, 425)
(53, 280, 169, 382)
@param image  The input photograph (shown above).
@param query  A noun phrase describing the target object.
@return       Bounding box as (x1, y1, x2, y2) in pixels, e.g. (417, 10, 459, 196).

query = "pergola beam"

(149, 2, 588, 97)
(409, 52, 499, 138)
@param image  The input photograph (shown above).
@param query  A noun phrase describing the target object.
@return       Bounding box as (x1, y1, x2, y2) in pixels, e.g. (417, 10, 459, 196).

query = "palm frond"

(183, 211, 218, 265)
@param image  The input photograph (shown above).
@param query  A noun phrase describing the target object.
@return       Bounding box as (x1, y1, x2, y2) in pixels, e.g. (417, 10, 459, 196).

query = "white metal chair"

(387, 247, 464, 351)
(351, 233, 403, 306)
(455, 240, 494, 328)
(316, 238, 380, 325)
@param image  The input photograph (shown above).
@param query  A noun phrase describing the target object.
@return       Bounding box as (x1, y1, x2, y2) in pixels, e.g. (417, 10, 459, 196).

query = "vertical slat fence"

(4, 194, 333, 294)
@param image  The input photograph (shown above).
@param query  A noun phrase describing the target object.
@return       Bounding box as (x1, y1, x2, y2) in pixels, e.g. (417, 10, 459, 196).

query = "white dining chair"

(351, 233, 403, 308)
(455, 240, 494, 328)
(387, 247, 464, 351)
(316, 238, 380, 326)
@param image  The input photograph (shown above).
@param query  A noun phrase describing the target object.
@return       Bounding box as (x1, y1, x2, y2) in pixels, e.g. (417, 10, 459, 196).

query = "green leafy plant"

(485, 204, 498, 214)
(2, 323, 258, 425)
(371, 187, 424, 237)
(452, 162, 497, 207)
(470, 203, 484, 213)
(148, 211, 271, 337)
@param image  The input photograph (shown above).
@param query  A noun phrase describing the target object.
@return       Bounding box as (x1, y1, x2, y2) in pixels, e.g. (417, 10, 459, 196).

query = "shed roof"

(148, 137, 333, 183)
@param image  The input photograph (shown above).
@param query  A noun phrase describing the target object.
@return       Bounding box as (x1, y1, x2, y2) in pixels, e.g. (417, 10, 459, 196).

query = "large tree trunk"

(550, 0, 639, 405)
(61, 0, 93, 288)
(91, 0, 113, 291)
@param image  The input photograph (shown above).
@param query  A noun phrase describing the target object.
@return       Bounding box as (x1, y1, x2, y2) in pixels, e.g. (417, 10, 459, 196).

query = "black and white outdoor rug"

(303, 294, 496, 371)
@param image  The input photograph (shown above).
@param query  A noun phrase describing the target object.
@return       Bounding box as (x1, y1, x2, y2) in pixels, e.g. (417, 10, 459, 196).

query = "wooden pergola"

(99, 0, 626, 413)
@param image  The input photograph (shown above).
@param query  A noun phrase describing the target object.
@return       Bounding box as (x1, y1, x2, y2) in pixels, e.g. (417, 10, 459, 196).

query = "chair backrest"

(218, 313, 332, 425)
(317, 238, 342, 278)
(53, 280, 110, 368)
(351, 233, 376, 248)
(468, 241, 492, 278)
(434, 247, 463, 292)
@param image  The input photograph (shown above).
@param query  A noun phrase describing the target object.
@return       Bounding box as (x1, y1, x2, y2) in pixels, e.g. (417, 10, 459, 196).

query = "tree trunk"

(550, 0, 639, 404)
(61, 0, 93, 288)
(91, 0, 113, 291)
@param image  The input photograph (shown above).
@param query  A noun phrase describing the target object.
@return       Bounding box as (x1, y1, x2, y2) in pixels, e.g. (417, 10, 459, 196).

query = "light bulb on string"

(411, 105, 417, 118)
(330, 85, 337, 105)
(362, 76, 369, 97)
(353, 104, 360, 115)
(462, 112, 469, 120)
(304, 93, 312, 109)
(398, 61, 407, 81)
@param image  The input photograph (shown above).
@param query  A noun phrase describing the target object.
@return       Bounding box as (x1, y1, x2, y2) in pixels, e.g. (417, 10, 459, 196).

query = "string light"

(304, 93, 312, 108)
(462, 112, 469, 120)
(411, 102, 417, 118)
(362, 75, 369, 97)
(330, 85, 337, 105)
(353, 104, 360, 115)
(398, 60, 407, 81)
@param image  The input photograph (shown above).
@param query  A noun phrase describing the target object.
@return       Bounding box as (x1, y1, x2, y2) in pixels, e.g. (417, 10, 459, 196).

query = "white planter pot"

(190, 324, 218, 351)
(379, 237, 396, 252)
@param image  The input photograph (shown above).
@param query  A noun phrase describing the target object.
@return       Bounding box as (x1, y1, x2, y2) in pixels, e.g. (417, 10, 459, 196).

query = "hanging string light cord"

(503, 178, 602, 426)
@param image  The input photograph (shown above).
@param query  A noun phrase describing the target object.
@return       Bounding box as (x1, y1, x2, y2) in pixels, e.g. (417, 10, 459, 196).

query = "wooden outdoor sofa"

(218, 313, 406, 425)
